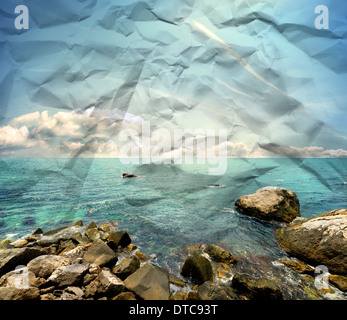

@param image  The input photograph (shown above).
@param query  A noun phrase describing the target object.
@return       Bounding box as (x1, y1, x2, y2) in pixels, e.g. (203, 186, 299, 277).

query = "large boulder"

(82, 239, 118, 267)
(47, 262, 90, 288)
(0, 287, 40, 300)
(0, 248, 44, 277)
(112, 256, 140, 280)
(235, 187, 300, 223)
(181, 254, 213, 284)
(27, 255, 71, 278)
(276, 209, 347, 275)
(124, 263, 170, 300)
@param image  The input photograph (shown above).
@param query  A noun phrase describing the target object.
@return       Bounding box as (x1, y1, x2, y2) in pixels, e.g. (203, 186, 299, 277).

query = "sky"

(0, 0, 347, 159)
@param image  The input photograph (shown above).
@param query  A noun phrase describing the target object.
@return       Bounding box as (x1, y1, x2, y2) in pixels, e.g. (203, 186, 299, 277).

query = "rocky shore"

(0, 186, 346, 300)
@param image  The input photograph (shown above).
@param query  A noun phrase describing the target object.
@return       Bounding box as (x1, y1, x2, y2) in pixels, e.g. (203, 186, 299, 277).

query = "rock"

(170, 292, 188, 300)
(82, 239, 118, 267)
(276, 209, 347, 275)
(86, 221, 97, 230)
(135, 251, 148, 260)
(70, 232, 89, 244)
(277, 259, 315, 275)
(181, 254, 214, 284)
(62, 245, 88, 262)
(197, 281, 239, 300)
(329, 275, 347, 292)
(204, 244, 237, 264)
(47, 262, 90, 288)
(108, 231, 131, 248)
(84, 270, 125, 298)
(0, 287, 40, 300)
(84, 228, 100, 242)
(0, 268, 37, 288)
(111, 291, 137, 300)
(235, 187, 300, 223)
(232, 274, 283, 300)
(32, 228, 43, 235)
(112, 256, 140, 280)
(169, 276, 186, 288)
(59, 286, 84, 300)
(27, 255, 71, 278)
(13, 240, 28, 248)
(0, 247, 44, 277)
(74, 220, 84, 227)
(122, 173, 138, 178)
(124, 263, 170, 300)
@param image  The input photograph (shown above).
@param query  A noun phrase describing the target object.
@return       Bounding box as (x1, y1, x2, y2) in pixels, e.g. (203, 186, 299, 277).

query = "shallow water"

(1, 158, 346, 298)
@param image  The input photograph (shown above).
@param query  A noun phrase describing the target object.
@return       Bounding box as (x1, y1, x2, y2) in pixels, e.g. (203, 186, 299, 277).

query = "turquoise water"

(0, 158, 346, 277)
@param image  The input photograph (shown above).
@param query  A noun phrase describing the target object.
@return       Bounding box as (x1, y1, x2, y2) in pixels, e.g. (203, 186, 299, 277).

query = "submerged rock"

(235, 186, 300, 223)
(181, 254, 214, 284)
(276, 209, 347, 275)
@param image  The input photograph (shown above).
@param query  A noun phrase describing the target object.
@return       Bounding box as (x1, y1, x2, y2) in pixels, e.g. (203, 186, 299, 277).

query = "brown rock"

(276, 209, 347, 275)
(112, 256, 140, 280)
(277, 259, 315, 275)
(235, 187, 300, 223)
(204, 244, 237, 264)
(329, 274, 347, 292)
(181, 254, 213, 284)
(82, 239, 117, 267)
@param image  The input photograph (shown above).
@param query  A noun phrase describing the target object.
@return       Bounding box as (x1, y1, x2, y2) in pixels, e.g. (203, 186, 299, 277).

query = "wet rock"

(47, 262, 90, 288)
(235, 186, 300, 223)
(198, 281, 239, 300)
(277, 259, 315, 275)
(32, 228, 43, 235)
(232, 274, 283, 300)
(108, 230, 131, 248)
(170, 292, 188, 300)
(181, 254, 213, 284)
(329, 275, 347, 292)
(0, 247, 44, 277)
(27, 255, 71, 278)
(124, 263, 170, 300)
(0, 287, 40, 300)
(204, 244, 237, 264)
(13, 240, 28, 248)
(112, 256, 140, 280)
(276, 209, 347, 275)
(122, 173, 138, 178)
(84, 270, 125, 299)
(82, 239, 118, 267)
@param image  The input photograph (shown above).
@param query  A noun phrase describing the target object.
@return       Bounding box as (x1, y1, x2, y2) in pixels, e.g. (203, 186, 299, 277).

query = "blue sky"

(0, 0, 346, 158)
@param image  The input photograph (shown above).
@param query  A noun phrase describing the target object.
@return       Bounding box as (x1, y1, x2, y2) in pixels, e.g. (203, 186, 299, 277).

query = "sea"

(0, 158, 346, 298)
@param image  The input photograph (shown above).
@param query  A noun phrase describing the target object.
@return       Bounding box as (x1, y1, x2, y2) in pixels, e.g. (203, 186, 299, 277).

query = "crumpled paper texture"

(0, 0, 346, 209)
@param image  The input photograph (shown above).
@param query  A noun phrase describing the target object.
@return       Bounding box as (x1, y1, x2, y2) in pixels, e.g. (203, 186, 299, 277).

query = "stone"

(231, 274, 283, 300)
(328, 275, 347, 292)
(276, 209, 347, 275)
(82, 239, 118, 267)
(62, 245, 88, 262)
(124, 263, 170, 300)
(0, 268, 37, 288)
(170, 292, 188, 300)
(0, 287, 40, 300)
(13, 240, 28, 248)
(135, 251, 148, 260)
(108, 230, 131, 248)
(277, 259, 315, 275)
(32, 228, 43, 235)
(47, 262, 90, 288)
(204, 244, 237, 264)
(0, 247, 44, 277)
(84, 270, 125, 298)
(111, 291, 137, 300)
(86, 221, 97, 230)
(235, 186, 300, 223)
(112, 256, 140, 280)
(197, 281, 239, 300)
(27, 255, 71, 278)
(181, 254, 214, 284)
(84, 228, 100, 241)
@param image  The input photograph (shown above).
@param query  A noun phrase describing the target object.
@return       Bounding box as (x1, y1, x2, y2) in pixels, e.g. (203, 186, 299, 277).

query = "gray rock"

(0, 247, 44, 277)
(124, 263, 170, 300)
(235, 186, 300, 223)
(82, 239, 117, 267)
(47, 262, 89, 288)
(181, 254, 214, 284)
(27, 255, 71, 278)
(84, 270, 125, 298)
(276, 209, 347, 275)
